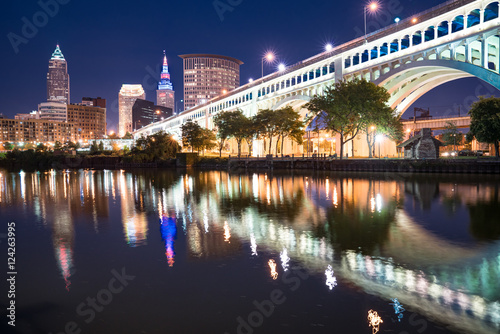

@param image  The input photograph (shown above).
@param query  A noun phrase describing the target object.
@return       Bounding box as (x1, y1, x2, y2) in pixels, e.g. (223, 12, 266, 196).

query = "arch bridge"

(135, 0, 500, 155)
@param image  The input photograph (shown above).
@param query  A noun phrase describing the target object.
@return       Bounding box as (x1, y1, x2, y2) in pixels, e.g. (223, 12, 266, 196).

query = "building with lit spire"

(156, 51, 175, 112)
(47, 44, 70, 104)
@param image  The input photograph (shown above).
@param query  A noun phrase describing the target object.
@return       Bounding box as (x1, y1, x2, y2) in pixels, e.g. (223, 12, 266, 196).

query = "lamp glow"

(278, 63, 286, 71)
(268, 259, 278, 280)
(325, 43, 333, 51)
(368, 310, 383, 334)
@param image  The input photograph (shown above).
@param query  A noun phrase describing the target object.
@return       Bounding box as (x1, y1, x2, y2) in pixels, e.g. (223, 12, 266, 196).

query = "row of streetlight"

(255, 2, 416, 81)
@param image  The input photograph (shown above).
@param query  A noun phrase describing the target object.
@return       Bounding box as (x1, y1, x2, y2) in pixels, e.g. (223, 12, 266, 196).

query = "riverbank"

(227, 156, 500, 174)
(1, 151, 499, 173)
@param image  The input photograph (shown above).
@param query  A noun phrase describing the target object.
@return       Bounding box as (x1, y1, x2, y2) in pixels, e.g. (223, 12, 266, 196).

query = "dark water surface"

(1, 169, 500, 334)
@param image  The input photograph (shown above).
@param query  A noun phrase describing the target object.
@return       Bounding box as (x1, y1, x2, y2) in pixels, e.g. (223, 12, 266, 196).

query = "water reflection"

(160, 215, 177, 267)
(1, 170, 499, 333)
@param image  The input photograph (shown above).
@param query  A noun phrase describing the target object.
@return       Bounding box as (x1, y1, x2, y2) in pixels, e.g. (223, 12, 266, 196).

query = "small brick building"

(397, 128, 443, 159)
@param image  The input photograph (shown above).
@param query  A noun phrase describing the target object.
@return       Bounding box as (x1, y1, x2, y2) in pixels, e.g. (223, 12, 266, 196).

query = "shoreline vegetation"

(1, 150, 499, 174)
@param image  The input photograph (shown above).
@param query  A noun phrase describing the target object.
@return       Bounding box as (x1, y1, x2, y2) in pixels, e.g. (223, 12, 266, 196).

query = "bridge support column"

(482, 38, 488, 69)
(334, 58, 343, 83)
(480, 8, 485, 24)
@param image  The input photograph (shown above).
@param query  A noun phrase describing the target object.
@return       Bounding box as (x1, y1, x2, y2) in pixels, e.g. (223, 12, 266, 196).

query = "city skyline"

(2, 0, 500, 133)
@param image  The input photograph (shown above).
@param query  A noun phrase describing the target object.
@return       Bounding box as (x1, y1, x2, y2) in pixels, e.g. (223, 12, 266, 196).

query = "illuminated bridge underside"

(374, 60, 500, 114)
(135, 0, 500, 153)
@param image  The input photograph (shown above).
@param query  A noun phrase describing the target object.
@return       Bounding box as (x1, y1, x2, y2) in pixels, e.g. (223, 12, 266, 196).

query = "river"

(1, 169, 499, 334)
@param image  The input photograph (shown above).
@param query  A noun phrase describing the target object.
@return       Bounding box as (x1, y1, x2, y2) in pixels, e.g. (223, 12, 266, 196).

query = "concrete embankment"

(227, 157, 500, 174)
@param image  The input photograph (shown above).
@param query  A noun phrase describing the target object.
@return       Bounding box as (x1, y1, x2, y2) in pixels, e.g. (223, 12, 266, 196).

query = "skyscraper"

(132, 99, 172, 131)
(157, 51, 175, 111)
(47, 45, 70, 104)
(179, 54, 243, 110)
(119, 84, 145, 137)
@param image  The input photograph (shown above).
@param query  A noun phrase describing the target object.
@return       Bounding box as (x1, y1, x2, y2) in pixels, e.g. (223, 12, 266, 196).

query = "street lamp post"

(261, 52, 275, 78)
(175, 99, 183, 114)
(376, 134, 383, 159)
(364, 2, 378, 44)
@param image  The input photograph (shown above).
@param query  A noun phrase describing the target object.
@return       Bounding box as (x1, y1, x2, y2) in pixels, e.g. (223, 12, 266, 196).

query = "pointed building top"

(163, 51, 168, 66)
(158, 50, 173, 91)
(51, 44, 65, 60)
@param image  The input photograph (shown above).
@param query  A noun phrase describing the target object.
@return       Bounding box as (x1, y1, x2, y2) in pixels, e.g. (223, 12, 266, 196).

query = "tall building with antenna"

(47, 44, 70, 104)
(156, 51, 175, 112)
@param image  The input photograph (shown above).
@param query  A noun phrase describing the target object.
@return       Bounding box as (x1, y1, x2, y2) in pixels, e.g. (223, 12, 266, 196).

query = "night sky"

(1, 0, 499, 132)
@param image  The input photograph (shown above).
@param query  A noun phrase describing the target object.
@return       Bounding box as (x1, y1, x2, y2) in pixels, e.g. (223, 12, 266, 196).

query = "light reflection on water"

(1, 169, 499, 333)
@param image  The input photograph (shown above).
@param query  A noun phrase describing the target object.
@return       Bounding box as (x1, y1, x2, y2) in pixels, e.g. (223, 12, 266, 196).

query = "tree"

(468, 96, 500, 157)
(24, 143, 36, 150)
(123, 132, 133, 139)
(131, 131, 180, 161)
(90, 140, 99, 154)
(200, 129, 217, 155)
(214, 109, 256, 157)
(3, 142, 14, 150)
(64, 141, 78, 151)
(108, 132, 120, 139)
(441, 121, 463, 151)
(35, 143, 47, 152)
(306, 79, 369, 159)
(213, 110, 237, 157)
(243, 116, 259, 156)
(254, 109, 280, 155)
(181, 120, 205, 152)
(98, 141, 104, 152)
(346, 80, 402, 158)
(274, 106, 304, 155)
(54, 141, 63, 150)
(229, 110, 251, 157)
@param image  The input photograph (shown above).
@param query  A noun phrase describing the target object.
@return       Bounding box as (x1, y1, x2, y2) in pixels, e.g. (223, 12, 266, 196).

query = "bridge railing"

(400, 115, 471, 122)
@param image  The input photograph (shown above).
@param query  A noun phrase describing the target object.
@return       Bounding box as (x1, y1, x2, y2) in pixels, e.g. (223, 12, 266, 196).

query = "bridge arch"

(271, 94, 311, 112)
(373, 59, 500, 115)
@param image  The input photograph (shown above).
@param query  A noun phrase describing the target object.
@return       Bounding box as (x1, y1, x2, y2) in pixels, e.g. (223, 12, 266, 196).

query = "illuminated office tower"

(47, 44, 70, 104)
(118, 84, 145, 137)
(157, 51, 175, 111)
(179, 54, 242, 110)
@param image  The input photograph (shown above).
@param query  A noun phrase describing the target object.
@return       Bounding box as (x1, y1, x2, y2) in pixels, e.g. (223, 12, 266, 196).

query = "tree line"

(180, 79, 403, 159)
